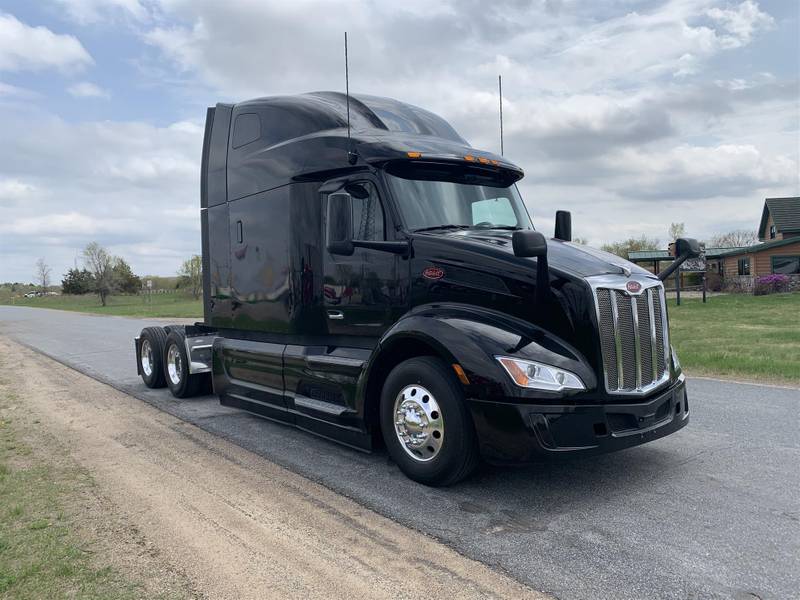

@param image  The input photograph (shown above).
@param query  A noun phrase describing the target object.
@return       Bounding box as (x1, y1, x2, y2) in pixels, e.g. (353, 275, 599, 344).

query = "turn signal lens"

(495, 357, 585, 392)
(452, 363, 470, 385)
(407, 151, 422, 158)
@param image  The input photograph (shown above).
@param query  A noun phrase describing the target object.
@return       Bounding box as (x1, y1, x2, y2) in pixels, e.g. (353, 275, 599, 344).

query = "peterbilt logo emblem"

(422, 266, 445, 280)
(626, 281, 642, 294)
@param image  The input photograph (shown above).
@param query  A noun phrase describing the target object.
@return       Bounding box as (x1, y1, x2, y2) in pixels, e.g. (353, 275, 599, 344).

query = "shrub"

(753, 274, 790, 296)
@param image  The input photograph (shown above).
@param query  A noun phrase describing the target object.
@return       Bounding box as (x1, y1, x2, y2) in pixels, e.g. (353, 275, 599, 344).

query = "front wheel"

(379, 357, 479, 486)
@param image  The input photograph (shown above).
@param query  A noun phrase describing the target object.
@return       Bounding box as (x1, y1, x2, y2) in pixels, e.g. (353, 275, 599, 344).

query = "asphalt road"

(1, 306, 797, 600)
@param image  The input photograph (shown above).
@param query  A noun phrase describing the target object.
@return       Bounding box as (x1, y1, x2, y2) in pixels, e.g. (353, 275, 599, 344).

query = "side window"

(232, 113, 260, 149)
(471, 197, 518, 226)
(770, 224, 777, 239)
(351, 183, 385, 241)
(737, 257, 750, 276)
(772, 255, 800, 274)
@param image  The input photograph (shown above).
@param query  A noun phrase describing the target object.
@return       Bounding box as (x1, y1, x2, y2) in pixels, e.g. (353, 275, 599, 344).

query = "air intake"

(592, 278, 670, 395)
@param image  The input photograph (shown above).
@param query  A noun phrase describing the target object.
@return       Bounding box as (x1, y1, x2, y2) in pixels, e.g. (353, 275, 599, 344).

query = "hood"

(413, 229, 655, 279)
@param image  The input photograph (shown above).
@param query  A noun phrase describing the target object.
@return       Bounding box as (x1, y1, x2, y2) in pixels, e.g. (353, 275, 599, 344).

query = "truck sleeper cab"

(135, 92, 695, 486)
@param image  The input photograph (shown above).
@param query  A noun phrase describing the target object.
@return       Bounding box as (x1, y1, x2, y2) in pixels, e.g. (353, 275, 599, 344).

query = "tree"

(668, 222, 685, 241)
(601, 236, 660, 259)
(61, 268, 94, 295)
(34, 258, 51, 291)
(178, 255, 203, 299)
(83, 242, 115, 306)
(112, 258, 142, 294)
(708, 229, 758, 248)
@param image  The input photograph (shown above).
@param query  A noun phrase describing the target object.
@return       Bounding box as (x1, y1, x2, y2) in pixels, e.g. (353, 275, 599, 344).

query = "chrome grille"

(593, 280, 669, 395)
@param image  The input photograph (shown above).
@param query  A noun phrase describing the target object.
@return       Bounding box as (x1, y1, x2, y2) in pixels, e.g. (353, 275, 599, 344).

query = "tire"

(139, 327, 167, 388)
(380, 356, 479, 486)
(163, 329, 204, 398)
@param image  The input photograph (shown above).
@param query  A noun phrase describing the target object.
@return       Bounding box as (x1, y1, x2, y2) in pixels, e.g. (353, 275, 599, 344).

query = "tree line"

(34, 242, 203, 307)
(597, 223, 759, 259)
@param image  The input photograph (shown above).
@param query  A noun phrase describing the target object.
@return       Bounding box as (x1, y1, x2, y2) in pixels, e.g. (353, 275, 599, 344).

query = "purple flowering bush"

(753, 274, 790, 295)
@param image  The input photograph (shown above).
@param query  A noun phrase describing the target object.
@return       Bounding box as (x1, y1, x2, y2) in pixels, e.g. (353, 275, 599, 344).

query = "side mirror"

(326, 192, 354, 256)
(658, 237, 701, 281)
(675, 237, 701, 259)
(512, 230, 547, 258)
(554, 210, 572, 242)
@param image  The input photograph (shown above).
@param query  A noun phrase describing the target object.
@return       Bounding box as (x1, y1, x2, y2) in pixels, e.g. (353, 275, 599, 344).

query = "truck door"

(322, 180, 405, 339)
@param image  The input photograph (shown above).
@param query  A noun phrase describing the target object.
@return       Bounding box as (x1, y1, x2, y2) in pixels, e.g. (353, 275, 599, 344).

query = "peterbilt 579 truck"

(135, 92, 698, 486)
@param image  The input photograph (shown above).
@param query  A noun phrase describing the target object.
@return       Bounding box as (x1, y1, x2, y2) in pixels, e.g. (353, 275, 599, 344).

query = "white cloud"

(0, 178, 37, 200)
(0, 107, 204, 280)
(0, 12, 93, 72)
(0, 1, 796, 279)
(0, 81, 40, 98)
(707, 0, 775, 49)
(67, 81, 110, 99)
(51, 0, 150, 24)
(0, 211, 136, 236)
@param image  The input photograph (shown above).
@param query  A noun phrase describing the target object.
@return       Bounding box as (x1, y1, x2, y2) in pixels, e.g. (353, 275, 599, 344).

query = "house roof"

(718, 235, 800, 258)
(627, 247, 745, 262)
(758, 196, 800, 239)
(627, 250, 671, 261)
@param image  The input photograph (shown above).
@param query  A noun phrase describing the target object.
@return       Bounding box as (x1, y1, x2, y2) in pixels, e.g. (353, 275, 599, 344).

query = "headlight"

(495, 356, 585, 392)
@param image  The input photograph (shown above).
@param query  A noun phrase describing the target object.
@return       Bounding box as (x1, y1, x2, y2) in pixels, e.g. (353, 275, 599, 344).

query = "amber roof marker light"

(406, 151, 422, 158)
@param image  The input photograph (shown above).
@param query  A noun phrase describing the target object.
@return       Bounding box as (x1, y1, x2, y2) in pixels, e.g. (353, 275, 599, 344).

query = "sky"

(0, 0, 798, 283)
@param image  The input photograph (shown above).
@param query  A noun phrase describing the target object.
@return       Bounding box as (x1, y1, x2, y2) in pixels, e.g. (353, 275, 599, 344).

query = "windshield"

(384, 170, 533, 232)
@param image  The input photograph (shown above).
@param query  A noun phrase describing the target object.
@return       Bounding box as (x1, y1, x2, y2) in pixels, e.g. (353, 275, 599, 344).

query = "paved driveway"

(1, 306, 797, 600)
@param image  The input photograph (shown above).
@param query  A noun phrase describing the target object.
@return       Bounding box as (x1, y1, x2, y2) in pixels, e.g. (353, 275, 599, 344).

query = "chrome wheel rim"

(166, 343, 182, 385)
(393, 384, 444, 462)
(140, 340, 153, 377)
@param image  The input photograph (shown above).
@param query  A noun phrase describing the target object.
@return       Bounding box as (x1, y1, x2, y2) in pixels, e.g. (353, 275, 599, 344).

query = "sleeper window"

(232, 113, 260, 149)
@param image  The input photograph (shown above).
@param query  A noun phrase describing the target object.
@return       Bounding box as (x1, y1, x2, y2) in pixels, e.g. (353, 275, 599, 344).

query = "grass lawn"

(0, 391, 163, 599)
(1, 293, 202, 319)
(668, 292, 800, 384)
(3, 288, 797, 384)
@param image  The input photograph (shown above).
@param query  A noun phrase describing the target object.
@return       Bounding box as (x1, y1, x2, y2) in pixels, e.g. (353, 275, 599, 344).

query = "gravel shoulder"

(0, 336, 546, 600)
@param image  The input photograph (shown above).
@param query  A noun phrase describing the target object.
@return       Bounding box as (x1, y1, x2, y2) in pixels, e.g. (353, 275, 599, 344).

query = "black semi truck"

(135, 92, 698, 486)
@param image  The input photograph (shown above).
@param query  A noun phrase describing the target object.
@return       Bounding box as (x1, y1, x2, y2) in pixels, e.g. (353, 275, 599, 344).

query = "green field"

(668, 292, 800, 384)
(1, 293, 202, 319)
(2, 289, 798, 384)
(0, 389, 162, 599)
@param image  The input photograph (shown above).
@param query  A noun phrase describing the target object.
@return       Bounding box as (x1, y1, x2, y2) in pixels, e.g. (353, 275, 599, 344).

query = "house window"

(770, 224, 777, 239)
(737, 257, 750, 276)
(771, 255, 800, 275)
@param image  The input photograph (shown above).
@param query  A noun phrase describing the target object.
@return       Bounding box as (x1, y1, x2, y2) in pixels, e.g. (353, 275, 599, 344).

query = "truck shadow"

(144, 389, 691, 532)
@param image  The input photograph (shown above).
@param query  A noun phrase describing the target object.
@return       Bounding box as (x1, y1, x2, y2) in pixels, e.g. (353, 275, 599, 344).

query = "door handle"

(327, 310, 344, 320)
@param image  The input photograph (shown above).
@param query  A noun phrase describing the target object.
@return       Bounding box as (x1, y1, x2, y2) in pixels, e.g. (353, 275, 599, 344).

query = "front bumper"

(468, 377, 689, 464)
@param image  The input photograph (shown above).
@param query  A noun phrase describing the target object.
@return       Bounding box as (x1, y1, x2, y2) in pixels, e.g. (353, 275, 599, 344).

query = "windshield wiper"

(412, 224, 472, 233)
(482, 225, 523, 230)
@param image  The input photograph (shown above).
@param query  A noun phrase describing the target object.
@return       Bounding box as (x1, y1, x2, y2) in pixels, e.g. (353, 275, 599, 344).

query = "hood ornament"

(613, 263, 632, 277)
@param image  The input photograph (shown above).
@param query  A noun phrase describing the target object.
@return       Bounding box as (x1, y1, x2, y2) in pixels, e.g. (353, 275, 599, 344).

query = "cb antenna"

(344, 32, 357, 164)
(498, 74, 504, 156)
